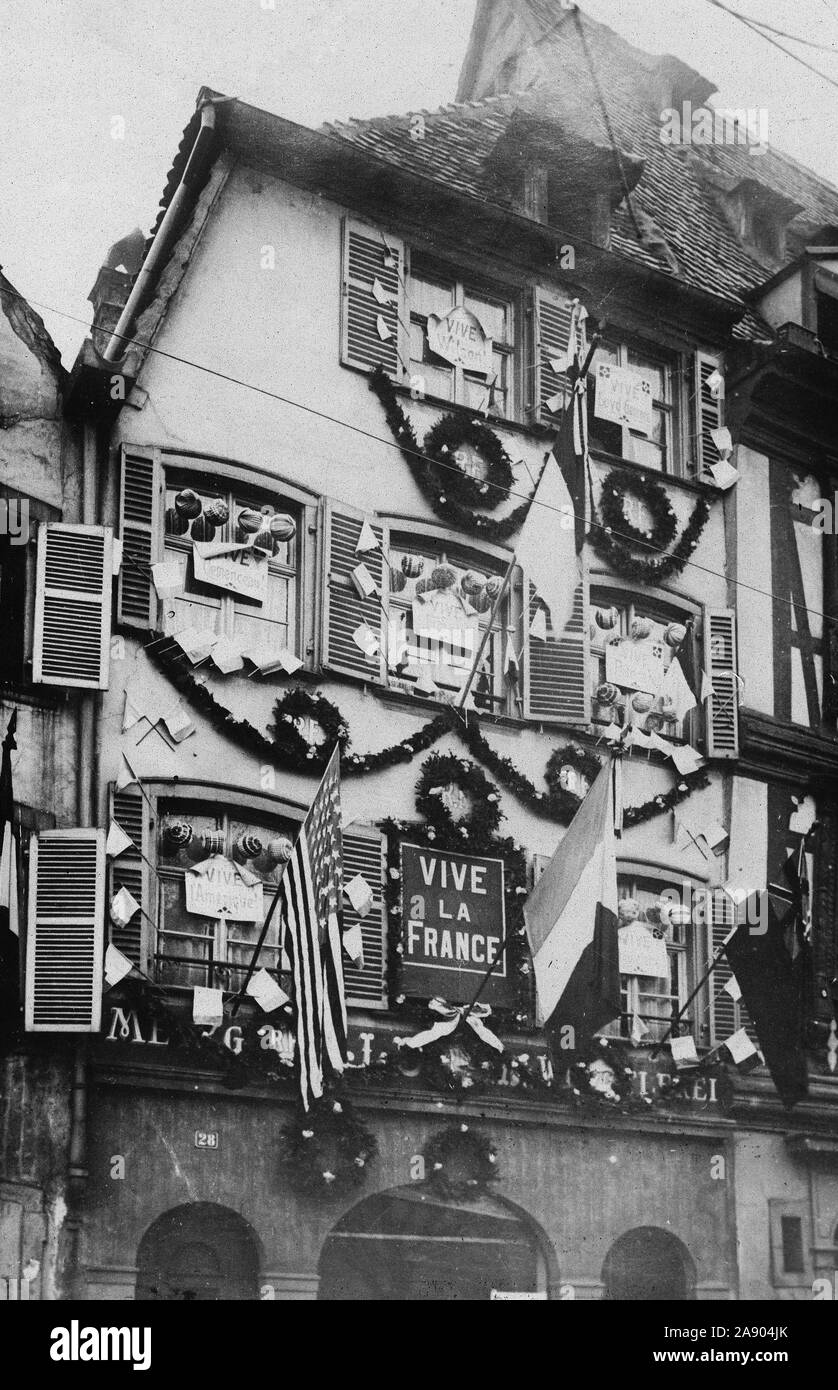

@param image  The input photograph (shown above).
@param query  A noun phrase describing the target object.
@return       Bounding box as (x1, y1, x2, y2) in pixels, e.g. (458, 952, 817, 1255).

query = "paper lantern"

(595, 606, 619, 630)
(401, 554, 424, 578)
(204, 499, 230, 526)
(191, 515, 217, 542)
(251, 526, 274, 555)
(631, 691, 654, 713)
(430, 565, 456, 590)
(644, 711, 665, 732)
(415, 577, 434, 595)
(470, 589, 492, 613)
(236, 508, 262, 534)
(164, 507, 189, 536)
(174, 488, 203, 519)
(461, 570, 486, 596)
(665, 622, 687, 648)
(266, 836, 293, 865)
(595, 682, 621, 706)
(269, 512, 296, 541)
(617, 898, 641, 924)
(233, 833, 263, 863)
(484, 575, 503, 600)
(200, 831, 225, 858)
(389, 568, 407, 593)
(630, 616, 652, 640)
(162, 820, 193, 851)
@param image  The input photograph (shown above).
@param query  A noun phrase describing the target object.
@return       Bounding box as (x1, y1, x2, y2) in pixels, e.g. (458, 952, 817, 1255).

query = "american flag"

(281, 744, 347, 1108)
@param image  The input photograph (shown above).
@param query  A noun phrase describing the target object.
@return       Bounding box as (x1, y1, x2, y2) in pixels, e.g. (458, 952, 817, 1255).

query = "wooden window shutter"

(704, 607, 739, 758)
(523, 577, 590, 725)
(693, 352, 724, 478)
(25, 828, 105, 1033)
(33, 524, 112, 689)
(321, 500, 387, 682)
(117, 444, 162, 629)
(340, 219, 405, 377)
(707, 888, 757, 1048)
(108, 784, 149, 972)
(531, 287, 583, 424)
(342, 828, 387, 1008)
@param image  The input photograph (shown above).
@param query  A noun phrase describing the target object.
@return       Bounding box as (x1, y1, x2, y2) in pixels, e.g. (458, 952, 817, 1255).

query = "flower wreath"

(271, 688, 350, 770)
(592, 469, 710, 585)
(423, 1124, 499, 1199)
(370, 366, 531, 541)
(422, 413, 514, 509)
(566, 1037, 636, 1106)
(414, 752, 504, 841)
(281, 1098, 377, 1199)
(544, 743, 603, 809)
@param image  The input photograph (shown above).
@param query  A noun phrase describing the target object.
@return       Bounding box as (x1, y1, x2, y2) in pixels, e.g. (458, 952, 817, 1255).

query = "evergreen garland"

(592, 468, 710, 584)
(281, 1097, 377, 1199)
(370, 365, 531, 540)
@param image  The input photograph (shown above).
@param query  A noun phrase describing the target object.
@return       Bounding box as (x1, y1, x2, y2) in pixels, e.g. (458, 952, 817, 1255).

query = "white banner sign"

(618, 924, 670, 978)
(426, 307, 493, 377)
(412, 593, 479, 651)
(193, 544, 268, 604)
(595, 362, 655, 435)
(185, 861, 264, 921)
(605, 639, 665, 694)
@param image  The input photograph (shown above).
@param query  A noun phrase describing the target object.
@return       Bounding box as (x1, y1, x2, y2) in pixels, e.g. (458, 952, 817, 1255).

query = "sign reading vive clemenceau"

(400, 843, 510, 1006)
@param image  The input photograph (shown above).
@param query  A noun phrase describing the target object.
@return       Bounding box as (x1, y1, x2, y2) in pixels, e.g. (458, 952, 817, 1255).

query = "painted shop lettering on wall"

(400, 843, 511, 1006)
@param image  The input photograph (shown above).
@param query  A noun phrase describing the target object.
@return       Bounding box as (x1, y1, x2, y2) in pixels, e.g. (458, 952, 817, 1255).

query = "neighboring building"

(11, 1, 838, 1299)
(0, 270, 88, 1301)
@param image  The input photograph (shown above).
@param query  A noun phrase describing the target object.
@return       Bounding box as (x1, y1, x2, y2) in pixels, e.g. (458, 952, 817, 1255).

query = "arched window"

(136, 1203, 260, 1301)
(602, 1227, 696, 1301)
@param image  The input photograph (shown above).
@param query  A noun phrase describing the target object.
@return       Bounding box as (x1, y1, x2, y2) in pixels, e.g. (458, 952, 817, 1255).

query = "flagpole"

(649, 925, 737, 1059)
(229, 742, 340, 1017)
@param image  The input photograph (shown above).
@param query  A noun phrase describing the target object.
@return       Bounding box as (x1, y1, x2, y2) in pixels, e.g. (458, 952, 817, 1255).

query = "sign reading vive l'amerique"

(400, 843, 510, 1006)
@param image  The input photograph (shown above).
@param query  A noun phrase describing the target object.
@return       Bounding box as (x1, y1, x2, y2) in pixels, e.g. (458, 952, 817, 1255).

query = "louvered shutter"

(523, 578, 589, 724)
(322, 501, 387, 682)
(33, 524, 112, 688)
(117, 444, 162, 628)
(693, 352, 724, 477)
(108, 785, 148, 971)
(532, 287, 583, 424)
(342, 829, 386, 1007)
(25, 829, 105, 1033)
(340, 219, 405, 377)
(708, 888, 757, 1048)
(704, 607, 739, 758)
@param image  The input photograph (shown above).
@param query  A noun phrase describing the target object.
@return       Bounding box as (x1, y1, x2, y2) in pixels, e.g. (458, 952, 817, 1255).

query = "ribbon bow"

(402, 997, 504, 1054)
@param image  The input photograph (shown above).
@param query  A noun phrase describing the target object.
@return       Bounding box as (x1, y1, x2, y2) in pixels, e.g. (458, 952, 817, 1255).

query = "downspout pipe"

(101, 100, 219, 363)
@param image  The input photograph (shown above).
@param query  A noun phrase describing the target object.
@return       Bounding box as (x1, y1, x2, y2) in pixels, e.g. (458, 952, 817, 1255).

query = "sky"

(2, 0, 838, 364)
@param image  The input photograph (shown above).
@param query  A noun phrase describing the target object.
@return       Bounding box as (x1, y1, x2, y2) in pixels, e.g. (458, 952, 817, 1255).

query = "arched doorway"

(136, 1203, 260, 1300)
(318, 1187, 555, 1300)
(602, 1227, 696, 1301)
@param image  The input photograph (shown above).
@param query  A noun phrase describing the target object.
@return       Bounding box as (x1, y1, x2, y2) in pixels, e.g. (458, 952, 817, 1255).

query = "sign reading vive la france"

(400, 843, 509, 1006)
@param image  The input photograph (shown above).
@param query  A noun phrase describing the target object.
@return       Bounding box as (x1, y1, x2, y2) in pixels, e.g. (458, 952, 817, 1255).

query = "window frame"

(148, 453, 319, 668)
(150, 786, 305, 993)
(407, 258, 521, 422)
(587, 334, 687, 478)
(382, 520, 520, 716)
(589, 578, 702, 742)
(769, 1200, 813, 1287)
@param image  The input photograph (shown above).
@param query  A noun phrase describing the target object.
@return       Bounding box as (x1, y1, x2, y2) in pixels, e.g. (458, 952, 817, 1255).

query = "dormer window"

(814, 268, 838, 354)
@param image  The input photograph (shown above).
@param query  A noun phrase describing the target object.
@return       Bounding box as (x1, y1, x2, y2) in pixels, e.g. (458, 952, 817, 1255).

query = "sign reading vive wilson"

(400, 843, 510, 1005)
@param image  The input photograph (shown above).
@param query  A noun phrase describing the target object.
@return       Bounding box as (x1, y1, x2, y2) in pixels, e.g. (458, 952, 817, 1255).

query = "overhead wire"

(5, 282, 838, 633)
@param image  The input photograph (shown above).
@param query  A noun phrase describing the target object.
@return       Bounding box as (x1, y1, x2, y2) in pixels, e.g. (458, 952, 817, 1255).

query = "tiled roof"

(323, 6, 838, 333)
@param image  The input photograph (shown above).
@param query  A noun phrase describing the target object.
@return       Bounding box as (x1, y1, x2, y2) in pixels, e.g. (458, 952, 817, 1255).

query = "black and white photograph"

(2, 0, 838, 1359)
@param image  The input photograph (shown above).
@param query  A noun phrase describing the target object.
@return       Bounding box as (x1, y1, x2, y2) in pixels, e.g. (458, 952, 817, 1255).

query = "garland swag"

(144, 632, 710, 830)
(369, 365, 531, 541)
(591, 468, 710, 585)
